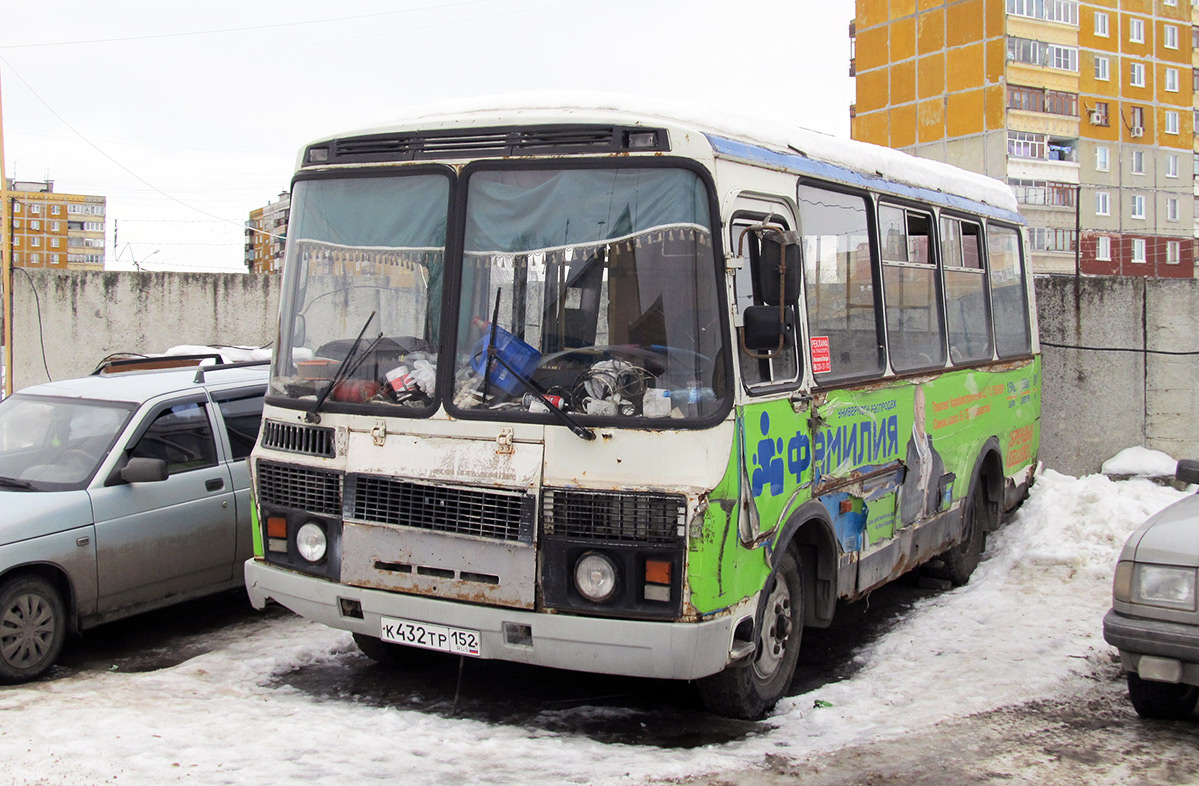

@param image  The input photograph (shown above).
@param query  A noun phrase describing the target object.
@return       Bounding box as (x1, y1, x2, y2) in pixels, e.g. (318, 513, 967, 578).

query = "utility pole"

(0, 67, 11, 397)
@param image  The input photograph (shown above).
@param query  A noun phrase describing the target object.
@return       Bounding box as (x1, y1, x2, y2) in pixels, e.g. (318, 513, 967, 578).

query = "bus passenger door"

(728, 200, 811, 543)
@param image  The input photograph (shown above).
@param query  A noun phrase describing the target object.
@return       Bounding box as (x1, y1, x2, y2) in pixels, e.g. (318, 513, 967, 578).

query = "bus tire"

(698, 549, 803, 719)
(930, 476, 989, 586)
(352, 632, 443, 668)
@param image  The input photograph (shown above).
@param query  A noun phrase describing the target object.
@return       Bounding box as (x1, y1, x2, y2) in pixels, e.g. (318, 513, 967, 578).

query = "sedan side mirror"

(120, 457, 169, 484)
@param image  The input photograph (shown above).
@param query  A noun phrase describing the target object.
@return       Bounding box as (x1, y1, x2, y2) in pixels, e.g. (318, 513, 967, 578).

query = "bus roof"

(302, 92, 1020, 218)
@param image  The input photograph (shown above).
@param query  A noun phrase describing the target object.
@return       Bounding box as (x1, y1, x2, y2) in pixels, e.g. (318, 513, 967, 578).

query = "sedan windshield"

(0, 395, 134, 489)
(271, 173, 450, 411)
(452, 167, 728, 421)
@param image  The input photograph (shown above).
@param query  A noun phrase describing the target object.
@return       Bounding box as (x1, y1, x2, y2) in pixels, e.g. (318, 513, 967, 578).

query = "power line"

(0, 55, 284, 242)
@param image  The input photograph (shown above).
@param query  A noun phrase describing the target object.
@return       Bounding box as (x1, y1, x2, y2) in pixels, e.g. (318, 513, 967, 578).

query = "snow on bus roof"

(322, 92, 1018, 213)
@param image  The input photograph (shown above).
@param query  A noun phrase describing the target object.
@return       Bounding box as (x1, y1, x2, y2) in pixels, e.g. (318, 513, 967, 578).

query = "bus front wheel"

(698, 550, 803, 719)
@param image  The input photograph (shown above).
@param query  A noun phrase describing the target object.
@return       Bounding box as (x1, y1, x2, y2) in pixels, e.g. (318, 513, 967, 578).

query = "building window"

(30, 205, 40, 215)
(1166, 68, 1180, 92)
(1095, 191, 1110, 216)
(1194, 26, 1199, 48)
(1168, 198, 1180, 222)
(1047, 44, 1078, 71)
(1094, 55, 1110, 81)
(1131, 238, 1147, 263)
(1132, 149, 1145, 174)
(50, 205, 60, 216)
(1130, 62, 1146, 87)
(1167, 155, 1179, 178)
(1165, 25, 1179, 49)
(1096, 146, 1110, 172)
(50, 238, 59, 248)
(1167, 241, 1181, 265)
(30, 254, 40, 264)
(1131, 194, 1146, 219)
(1194, 69, 1199, 92)
(1094, 10, 1109, 36)
(50, 221, 59, 231)
(30, 220, 39, 230)
(1129, 18, 1145, 44)
(1008, 131, 1046, 159)
(30, 237, 40, 248)
(1029, 227, 1077, 253)
(11, 219, 19, 229)
(1007, 0, 1079, 24)
(1096, 235, 1112, 261)
(1008, 85, 1043, 111)
(1165, 0, 1178, 6)
(1044, 90, 1077, 116)
(1010, 179, 1076, 207)
(1166, 111, 1180, 134)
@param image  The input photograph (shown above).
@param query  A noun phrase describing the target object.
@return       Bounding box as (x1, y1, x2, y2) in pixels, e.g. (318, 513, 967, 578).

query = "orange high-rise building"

(6, 179, 106, 271)
(852, 0, 1195, 277)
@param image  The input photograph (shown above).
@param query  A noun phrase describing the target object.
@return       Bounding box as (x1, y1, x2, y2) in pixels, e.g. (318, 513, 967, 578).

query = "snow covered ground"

(0, 468, 1192, 786)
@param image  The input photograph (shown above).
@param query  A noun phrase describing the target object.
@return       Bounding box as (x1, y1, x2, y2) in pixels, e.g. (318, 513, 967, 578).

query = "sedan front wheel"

(0, 575, 66, 684)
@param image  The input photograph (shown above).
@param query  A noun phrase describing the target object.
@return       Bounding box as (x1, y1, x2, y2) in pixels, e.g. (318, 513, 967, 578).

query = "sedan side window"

(214, 392, 265, 461)
(129, 401, 217, 475)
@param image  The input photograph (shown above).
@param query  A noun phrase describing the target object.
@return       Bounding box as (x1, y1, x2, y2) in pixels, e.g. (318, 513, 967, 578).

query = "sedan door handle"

(205, 478, 225, 492)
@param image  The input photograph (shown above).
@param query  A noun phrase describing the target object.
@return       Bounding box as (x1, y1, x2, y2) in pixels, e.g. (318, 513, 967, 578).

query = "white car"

(0, 360, 266, 683)
(1103, 459, 1199, 719)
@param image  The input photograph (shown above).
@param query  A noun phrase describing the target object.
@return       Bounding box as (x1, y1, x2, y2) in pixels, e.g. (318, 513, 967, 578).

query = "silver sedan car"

(0, 362, 266, 683)
(1103, 459, 1199, 720)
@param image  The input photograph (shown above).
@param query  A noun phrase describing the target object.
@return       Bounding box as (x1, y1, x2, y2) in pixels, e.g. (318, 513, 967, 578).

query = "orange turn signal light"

(645, 559, 672, 585)
(267, 516, 288, 539)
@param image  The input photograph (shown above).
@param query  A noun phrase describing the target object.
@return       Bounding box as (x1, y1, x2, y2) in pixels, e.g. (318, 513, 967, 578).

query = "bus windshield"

(271, 173, 450, 408)
(452, 166, 727, 421)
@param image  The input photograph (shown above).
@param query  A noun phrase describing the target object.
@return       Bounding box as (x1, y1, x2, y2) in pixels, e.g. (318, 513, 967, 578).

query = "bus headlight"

(574, 552, 618, 603)
(296, 522, 328, 563)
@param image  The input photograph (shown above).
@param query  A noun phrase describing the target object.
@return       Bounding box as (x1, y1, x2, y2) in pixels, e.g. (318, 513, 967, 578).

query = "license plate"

(380, 616, 481, 656)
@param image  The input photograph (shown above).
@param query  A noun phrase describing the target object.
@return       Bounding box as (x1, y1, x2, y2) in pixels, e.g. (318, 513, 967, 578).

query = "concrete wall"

(1035, 275, 1199, 476)
(6, 270, 1195, 478)
(10, 270, 279, 389)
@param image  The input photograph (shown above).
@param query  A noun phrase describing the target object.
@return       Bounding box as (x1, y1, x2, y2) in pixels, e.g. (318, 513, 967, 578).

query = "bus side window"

(986, 224, 1032, 357)
(879, 205, 946, 373)
(732, 217, 799, 389)
(798, 185, 883, 383)
(940, 217, 993, 364)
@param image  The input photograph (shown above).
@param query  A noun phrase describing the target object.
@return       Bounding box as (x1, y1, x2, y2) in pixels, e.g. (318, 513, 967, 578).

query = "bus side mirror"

(752, 229, 801, 306)
(742, 305, 793, 354)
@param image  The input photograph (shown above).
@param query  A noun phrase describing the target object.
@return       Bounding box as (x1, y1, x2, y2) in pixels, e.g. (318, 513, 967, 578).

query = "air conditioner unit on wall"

(1089, 110, 1104, 124)
(1130, 126, 1144, 138)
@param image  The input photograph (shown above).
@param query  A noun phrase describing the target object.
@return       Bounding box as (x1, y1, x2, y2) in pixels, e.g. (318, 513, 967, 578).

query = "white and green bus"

(245, 102, 1040, 718)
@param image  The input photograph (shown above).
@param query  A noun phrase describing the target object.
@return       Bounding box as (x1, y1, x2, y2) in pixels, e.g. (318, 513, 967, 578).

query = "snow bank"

(1101, 446, 1179, 478)
(164, 344, 272, 363)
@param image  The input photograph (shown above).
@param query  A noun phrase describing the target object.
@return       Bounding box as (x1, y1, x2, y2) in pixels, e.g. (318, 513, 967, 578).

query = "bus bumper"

(245, 559, 743, 681)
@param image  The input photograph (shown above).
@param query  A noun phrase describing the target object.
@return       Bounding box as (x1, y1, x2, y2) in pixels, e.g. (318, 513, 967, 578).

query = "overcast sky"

(0, 1, 855, 273)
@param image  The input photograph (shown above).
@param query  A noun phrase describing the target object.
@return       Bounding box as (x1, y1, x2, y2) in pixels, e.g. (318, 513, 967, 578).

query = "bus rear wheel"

(698, 550, 803, 719)
(929, 477, 990, 586)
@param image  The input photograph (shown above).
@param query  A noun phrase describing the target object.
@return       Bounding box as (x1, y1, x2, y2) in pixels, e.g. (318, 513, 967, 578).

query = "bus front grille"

(348, 475, 535, 543)
(256, 461, 343, 516)
(261, 420, 336, 458)
(541, 489, 687, 545)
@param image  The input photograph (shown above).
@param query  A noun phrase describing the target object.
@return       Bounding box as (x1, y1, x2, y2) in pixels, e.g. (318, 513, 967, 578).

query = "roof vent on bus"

(305, 124, 670, 164)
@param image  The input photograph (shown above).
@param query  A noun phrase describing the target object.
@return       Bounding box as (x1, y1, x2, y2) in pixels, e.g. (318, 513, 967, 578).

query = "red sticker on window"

(811, 336, 831, 373)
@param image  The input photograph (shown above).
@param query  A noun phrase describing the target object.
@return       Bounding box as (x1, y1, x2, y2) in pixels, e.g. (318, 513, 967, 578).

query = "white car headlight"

(296, 522, 328, 563)
(1133, 564, 1198, 611)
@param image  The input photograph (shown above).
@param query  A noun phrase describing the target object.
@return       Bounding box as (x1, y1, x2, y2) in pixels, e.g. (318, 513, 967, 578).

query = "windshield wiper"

(307, 311, 378, 423)
(0, 475, 36, 491)
(479, 293, 594, 442)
